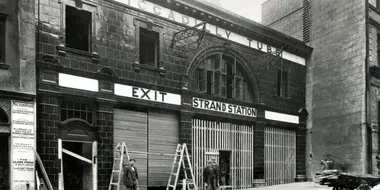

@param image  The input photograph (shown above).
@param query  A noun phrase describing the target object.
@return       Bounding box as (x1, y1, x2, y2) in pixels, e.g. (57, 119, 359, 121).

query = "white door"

(58, 139, 97, 190)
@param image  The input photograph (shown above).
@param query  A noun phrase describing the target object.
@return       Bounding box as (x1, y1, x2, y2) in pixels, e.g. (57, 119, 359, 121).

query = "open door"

(58, 139, 97, 190)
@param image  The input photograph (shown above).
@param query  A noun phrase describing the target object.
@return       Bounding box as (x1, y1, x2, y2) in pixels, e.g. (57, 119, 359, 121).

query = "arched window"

(60, 100, 94, 125)
(0, 108, 8, 123)
(192, 53, 254, 102)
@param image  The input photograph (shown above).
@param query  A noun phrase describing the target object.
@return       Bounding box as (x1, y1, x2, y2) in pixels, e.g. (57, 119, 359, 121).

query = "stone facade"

(0, 0, 36, 189)
(262, 0, 373, 179)
(262, 0, 304, 41)
(35, 0, 311, 189)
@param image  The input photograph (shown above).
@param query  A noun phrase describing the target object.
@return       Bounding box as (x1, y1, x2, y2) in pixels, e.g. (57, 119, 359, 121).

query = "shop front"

(113, 83, 182, 190)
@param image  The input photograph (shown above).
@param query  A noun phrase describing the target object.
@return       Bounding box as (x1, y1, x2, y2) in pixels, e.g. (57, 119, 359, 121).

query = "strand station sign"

(193, 97, 257, 117)
(114, 0, 306, 65)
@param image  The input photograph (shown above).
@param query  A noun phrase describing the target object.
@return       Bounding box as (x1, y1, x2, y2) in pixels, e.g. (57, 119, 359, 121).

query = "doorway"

(0, 135, 9, 189)
(219, 151, 231, 186)
(59, 139, 97, 190)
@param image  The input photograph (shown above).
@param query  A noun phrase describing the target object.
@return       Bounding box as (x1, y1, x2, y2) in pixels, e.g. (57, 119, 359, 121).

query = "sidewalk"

(244, 182, 333, 190)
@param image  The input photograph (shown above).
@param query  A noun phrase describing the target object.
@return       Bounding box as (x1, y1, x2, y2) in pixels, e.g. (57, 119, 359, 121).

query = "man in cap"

(203, 158, 219, 190)
(123, 158, 139, 190)
(320, 154, 335, 171)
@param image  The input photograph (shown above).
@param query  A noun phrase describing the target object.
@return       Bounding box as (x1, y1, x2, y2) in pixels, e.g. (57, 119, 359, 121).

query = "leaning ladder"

(166, 143, 197, 190)
(108, 142, 130, 190)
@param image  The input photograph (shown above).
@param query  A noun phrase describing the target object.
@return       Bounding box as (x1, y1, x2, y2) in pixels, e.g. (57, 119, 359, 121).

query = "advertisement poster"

(11, 101, 36, 190)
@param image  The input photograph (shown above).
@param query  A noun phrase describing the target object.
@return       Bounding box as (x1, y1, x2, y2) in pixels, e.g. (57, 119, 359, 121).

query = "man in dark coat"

(320, 154, 335, 171)
(203, 158, 219, 190)
(123, 158, 139, 190)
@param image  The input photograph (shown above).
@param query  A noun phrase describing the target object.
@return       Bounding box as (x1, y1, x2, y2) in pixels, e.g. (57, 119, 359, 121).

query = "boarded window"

(277, 69, 289, 97)
(65, 5, 91, 51)
(60, 101, 93, 124)
(139, 27, 159, 67)
(0, 16, 5, 63)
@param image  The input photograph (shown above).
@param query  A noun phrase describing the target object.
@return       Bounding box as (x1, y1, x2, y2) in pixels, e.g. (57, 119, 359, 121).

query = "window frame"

(195, 52, 253, 102)
(276, 68, 290, 98)
(134, 18, 164, 68)
(0, 13, 6, 64)
(139, 27, 160, 67)
(60, 0, 97, 53)
(59, 100, 95, 126)
(377, 33, 380, 66)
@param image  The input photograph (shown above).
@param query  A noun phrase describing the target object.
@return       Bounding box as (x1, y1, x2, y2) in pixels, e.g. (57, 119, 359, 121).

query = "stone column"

(97, 100, 115, 190)
(253, 108, 266, 187)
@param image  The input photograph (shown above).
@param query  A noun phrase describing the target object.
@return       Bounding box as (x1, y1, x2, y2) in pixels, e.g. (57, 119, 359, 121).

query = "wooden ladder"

(166, 144, 197, 190)
(108, 142, 130, 190)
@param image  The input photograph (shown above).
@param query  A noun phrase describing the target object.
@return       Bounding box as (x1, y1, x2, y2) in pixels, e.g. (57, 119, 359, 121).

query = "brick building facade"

(0, 0, 36, 189)
(35, 0, 312, 189)
(262, 0, 380, 180)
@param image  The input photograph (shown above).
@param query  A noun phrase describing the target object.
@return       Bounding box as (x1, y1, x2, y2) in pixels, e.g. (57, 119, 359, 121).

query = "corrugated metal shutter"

(148, 111, 178, 187)
(114, 109, 148, 190)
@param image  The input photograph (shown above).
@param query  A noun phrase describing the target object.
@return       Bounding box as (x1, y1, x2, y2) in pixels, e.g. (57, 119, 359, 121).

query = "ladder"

(166, 144, 197, 190)
(108, 142, 130, 190)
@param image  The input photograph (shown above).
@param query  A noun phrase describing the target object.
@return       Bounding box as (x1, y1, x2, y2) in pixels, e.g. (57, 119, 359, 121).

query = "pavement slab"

(243, 182, 333, 190)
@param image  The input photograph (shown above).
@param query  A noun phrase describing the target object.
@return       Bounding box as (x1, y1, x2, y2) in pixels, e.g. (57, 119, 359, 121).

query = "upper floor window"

(0, 16, 5, 63)
(276, 69, 289, 97)
(60, 101, 94, 125)
(377, 33, 380, 66)
(65, 5, 91, 52)
(193, 53, 254, 102)
(139, 27, 159, 67)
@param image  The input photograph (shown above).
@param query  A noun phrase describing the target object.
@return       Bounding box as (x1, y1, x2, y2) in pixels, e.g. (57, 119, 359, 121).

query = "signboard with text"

(113, 0, 305, 65)
(114, 83, 181, 105)
(11, 101, 36, 190)
(192, 97, 257, 117)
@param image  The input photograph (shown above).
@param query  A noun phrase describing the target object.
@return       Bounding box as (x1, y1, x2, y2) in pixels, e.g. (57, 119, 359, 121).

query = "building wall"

(35, 0, 309, 189)
(0, 0, 36, 95)
(308, 0, 367, 176)
(261, 0, 304, 41)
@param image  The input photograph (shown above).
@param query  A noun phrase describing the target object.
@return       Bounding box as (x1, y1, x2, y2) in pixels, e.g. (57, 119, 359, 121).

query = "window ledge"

(56, 45, 100, 62)
(0, 62, 10, 70)
(274, 95, 291, 101)
(132, 62, 166, 77)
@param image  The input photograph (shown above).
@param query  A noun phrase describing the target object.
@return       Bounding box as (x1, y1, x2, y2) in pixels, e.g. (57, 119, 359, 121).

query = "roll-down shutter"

(148, 111, 178, 187)
(114, 109, 148, 190)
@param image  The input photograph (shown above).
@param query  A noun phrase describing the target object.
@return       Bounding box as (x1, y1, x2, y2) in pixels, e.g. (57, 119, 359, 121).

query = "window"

(378, 33, 380, 66)
(61, 101, 93, 124)
(276, 69, 289, 97)
(194, 53, 254, 102)
(65, 5, 91, 51)
(139, 27, 159, 67)
(0, 16, 5, 63)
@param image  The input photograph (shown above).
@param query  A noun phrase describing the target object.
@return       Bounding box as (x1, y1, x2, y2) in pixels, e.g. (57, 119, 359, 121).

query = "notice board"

(11, 101, 36, 190)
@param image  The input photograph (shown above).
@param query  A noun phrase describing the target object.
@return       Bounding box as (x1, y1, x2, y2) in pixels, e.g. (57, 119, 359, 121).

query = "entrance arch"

(186, 46, 260, 104)
(58, 119, 97, 190)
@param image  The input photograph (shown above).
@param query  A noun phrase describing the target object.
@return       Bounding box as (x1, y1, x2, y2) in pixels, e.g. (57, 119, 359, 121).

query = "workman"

(203, 158, 219, 190)
(123, 158, 139, 190)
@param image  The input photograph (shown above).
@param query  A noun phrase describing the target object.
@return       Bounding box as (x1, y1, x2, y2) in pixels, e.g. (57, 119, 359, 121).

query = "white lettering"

(114, 0, 306, 65)
(115, 84, 181, 105)
(192, 97, 257, 117)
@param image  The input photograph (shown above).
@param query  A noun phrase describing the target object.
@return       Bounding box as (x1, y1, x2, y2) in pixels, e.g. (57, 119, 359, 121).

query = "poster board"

(11, 100, 36, 190)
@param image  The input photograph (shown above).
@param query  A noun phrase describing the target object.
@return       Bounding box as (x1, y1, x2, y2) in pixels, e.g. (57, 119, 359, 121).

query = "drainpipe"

(365, 0, 372, 174)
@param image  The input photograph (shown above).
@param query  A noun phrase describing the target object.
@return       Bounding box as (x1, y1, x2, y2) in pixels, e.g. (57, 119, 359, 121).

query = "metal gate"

(192, 119, 254, 190)
(264, 126, 296, 186)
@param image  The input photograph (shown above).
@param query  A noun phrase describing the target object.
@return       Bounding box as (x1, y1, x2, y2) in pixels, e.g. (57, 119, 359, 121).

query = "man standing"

(320, 154, 335, 171)
(203, 158, 219, 190)
(123, 158, 139, 190)
(376, 151, 380, 175)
